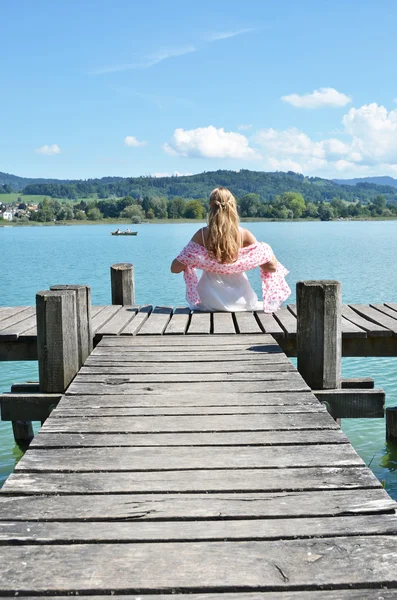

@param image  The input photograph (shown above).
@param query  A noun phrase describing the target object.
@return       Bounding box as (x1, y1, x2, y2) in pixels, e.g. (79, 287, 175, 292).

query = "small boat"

(111, 231, 138, 236)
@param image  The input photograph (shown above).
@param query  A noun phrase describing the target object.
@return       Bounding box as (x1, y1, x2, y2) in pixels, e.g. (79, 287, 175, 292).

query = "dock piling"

(36, 289, 79, 393)
(297, 280, 342, 390)
(111, 263, 135, 305)
(50, 284, 93, 367)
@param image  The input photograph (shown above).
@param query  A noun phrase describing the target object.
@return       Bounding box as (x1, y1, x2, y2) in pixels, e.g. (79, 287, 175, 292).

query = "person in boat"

(115, 227, 121, 234)
(126, 228, 130, 233)
(170, 187, 290, 312)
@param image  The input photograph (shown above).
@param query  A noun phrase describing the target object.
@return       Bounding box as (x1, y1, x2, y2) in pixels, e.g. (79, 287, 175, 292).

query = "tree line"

(15, 169, 397, 205)
(8, 192, 397, 223)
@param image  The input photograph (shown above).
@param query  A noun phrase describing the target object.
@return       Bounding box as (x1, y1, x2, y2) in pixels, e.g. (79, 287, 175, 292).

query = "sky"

(2, 0, 397, 181)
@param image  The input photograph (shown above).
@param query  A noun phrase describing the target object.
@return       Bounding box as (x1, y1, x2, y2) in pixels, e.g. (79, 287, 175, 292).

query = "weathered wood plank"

(0, 306, 30, 323)
(342, 305, 392, 336)
(78, 363, 296, 375)
(31, 429, 349, 447)
(98, 333, 277, 346)
(314, 389, 385, 419)
(349, 304, 397, 335)
(65, 380, 310, 395)
(0, 488, 392, 520)
(274, 307, 297, 338)
(121, 304, 152, 335)
(255, 312, 285, 337)
(187, 311, 211, 334)
(212, 312, 237, 334)
(163, 307, 190, 335)
(74, 371, 306, 383)
(94, 305, 138, 336)
(0, 593, 392, 600)
(40, 412, 339, 433)
(288, 303, 367, 338)
(2, 514, 397, 543)
(234, 311, 262, 334)
(0, 394, 61, 421)
(57, 391, 319, 407)
(137, 306, 173, 335)
(6, 313, 38, 337)
(16, 444, 363, 472)
(86, 351, 291, 363)
(52, 404, 325, 416)
(2, 465, 379, 494)
(370, 303, 397, 321)
(91, 305, 121, 334)
(91, 343, 282, 355)
(384, 302, 397, 314)
(1, 536, 397, 593)
(0, 308, 36, 340)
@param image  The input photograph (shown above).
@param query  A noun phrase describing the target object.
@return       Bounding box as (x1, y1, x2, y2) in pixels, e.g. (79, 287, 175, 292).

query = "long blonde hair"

(207, 187, 240, 263)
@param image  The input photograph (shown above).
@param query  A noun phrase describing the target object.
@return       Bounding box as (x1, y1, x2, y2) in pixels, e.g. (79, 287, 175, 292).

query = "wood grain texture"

(0, 488, 393, 520)
(163, 307, 190, 335)
(1, 465, 380, 494)
(1, 537, 397, 593)
(137, 306, 173, 335)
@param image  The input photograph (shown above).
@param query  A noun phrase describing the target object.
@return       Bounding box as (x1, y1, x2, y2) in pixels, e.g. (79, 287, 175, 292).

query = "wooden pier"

(1, 272, 397, 595)
(1, 332, 397, 596)
(1, 299, 397, 361)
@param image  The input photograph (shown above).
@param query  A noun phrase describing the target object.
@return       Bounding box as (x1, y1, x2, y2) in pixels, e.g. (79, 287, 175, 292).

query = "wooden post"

(111, 263, 135, 305)
(297, 280, 342, 390)
(12, 421, 34, 449)
(386, 407, 397, 442)
(36, 290, 79, 393)
(50, 284, 93, 367)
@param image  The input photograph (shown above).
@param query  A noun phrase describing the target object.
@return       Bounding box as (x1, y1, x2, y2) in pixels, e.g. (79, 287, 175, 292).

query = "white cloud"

(35, 144, 61, 155)
(93, 46, 197, 74)
(254, 102, 397, 177)
(238, 124, 252, 131)
(163, 126, 259, 159)
(205, 28, 255, 42)
(124, 136, 147, 147)
(282, 87, 352, 109)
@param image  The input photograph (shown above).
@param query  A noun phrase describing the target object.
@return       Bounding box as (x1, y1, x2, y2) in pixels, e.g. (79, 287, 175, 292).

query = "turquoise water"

(1, 221, 397, 494)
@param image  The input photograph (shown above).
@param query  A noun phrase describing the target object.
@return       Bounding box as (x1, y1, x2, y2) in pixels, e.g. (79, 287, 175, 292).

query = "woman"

(171, 187, 290, 312)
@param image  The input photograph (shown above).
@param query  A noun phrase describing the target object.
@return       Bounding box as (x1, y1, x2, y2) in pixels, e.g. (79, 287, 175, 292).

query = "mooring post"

(50, 284, 93, 367)
(36, 289, 79, 393)
(296, 280, 342, 390)
(111, 263, 135, 305)
(386, 407, 397, 442)
(11, 421, 34, 448)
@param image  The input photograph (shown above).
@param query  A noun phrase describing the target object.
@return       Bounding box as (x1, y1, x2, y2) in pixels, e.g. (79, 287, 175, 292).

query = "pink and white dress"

(176, 234, 291, 313)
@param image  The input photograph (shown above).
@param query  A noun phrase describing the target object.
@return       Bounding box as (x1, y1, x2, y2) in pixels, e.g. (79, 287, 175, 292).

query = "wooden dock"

(1, 300, 397, 361)
(1, 332, 397, 596)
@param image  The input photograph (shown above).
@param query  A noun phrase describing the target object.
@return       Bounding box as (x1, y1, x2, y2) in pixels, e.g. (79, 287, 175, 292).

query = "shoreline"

(2, 215, 397, 227)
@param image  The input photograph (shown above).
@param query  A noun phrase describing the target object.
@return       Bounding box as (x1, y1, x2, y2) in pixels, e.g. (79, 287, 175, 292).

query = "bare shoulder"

(191, 226, 207, 246)
(241, 227, 257, 247)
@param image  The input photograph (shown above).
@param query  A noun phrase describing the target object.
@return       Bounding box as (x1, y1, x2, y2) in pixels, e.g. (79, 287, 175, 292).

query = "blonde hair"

(207, 187, 240, 263)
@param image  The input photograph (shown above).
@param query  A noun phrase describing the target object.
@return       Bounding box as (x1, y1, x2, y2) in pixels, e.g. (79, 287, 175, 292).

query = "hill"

(2, 169, 397, 204)
(333, 176, 397, 189)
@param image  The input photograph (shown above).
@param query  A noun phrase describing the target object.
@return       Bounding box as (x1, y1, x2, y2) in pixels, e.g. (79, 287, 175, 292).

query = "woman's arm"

(170, 258, 186, 273)
(242, 228, 278, 272)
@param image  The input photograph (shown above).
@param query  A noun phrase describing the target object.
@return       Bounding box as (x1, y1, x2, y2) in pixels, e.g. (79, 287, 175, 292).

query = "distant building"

(2, 210, 14, 221)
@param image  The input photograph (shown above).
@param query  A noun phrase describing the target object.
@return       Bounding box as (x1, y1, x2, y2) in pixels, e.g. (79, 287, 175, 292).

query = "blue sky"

(2, 0, 397, 180)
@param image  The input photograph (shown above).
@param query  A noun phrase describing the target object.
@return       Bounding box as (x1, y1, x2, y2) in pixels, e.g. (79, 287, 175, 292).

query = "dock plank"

(288, 304, 367, 338)
(342, 305, 392, 336)
(121, 304, 152, 335)
(91, 305, 122, 334)
(212, 312, 236, 334)
(137, 306, 173, 335)
(30, 429, 348, 447)
(234, 311, 262, 334)
(163, 307, 190, 335)
(0, 488, 392, 519)
(273, 307, 297, 338)
(2, 465, 379, 494)
(255, 312, 285, 337)
(40, 413, 339, 432)
(95, 305, 138, 336)
(16, 444, 363, 472)
(187, 311, 211, 334)
(349, 304, 397, 334)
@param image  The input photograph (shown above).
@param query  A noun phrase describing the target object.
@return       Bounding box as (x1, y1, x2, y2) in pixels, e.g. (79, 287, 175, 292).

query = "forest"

(2, 169, 397, 205)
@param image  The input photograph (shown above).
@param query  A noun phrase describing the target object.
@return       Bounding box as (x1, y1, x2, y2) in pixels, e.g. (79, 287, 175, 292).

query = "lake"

(1, 220, 397, 495)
